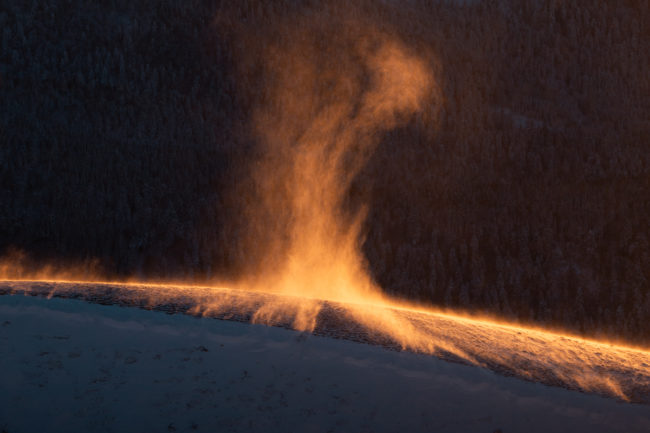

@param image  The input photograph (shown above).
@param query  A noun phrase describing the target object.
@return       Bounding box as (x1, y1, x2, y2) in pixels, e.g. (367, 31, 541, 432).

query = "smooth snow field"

(1, 295, 649, 433)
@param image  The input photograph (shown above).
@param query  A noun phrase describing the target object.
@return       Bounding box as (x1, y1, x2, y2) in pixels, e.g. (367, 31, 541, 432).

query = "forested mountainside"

(2, 0, 650, 343)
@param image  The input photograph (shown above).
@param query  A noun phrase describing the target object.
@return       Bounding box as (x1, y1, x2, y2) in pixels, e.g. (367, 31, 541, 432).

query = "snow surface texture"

(2, 281, 650, 404)
(1, 295, 649, 433)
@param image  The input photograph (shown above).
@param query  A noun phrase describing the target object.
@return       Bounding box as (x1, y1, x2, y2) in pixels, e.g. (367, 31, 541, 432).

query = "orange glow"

(0, 248, 108, 282)
(237, 16, 437, 317)
(2, 8, 648, 405)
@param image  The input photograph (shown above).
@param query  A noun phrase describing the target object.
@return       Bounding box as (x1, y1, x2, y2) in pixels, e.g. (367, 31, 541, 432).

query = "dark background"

(2, 0, 650, 343)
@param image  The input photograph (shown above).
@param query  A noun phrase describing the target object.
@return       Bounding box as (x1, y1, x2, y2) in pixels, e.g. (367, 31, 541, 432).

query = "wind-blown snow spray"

(197, 8, 645, 401)
(2, 4, 649, 404)
(236, 19, 435, 326)
(215, 10, 469, 356)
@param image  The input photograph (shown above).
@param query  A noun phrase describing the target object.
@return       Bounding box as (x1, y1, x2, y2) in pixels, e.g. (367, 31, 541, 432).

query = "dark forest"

(2, 0, 650, 343)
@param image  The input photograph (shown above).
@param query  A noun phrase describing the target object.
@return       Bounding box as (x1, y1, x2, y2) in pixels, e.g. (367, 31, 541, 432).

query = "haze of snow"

(1, 295, 649, 433)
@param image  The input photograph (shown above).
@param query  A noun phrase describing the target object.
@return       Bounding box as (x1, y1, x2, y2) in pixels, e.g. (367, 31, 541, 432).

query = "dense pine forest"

(2, 0, 650, 343)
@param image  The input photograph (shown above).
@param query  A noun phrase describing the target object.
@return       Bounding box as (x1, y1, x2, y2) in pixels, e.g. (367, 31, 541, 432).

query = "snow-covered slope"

(2, 280, 650, 404)
(1, 295, 649, 433)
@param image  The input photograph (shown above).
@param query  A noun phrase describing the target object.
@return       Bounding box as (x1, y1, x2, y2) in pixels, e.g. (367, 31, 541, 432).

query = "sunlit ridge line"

(4, 278, 227, 290)
(382, 302, 650, 354)
(3, 278, 650, 355)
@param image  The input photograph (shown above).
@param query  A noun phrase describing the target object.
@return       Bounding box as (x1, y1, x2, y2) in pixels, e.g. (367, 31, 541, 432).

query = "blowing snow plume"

(0, 248, 108, 282)
(205, 10, 650, 401)
(3, 2, 650, 404)
(223, 5, 437, 329)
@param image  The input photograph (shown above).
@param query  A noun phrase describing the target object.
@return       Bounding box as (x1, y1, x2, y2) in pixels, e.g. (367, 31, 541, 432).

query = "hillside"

(2, 293, 650, 433)
(2, 0, 650, 343)
(3, 280, 650, 404)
